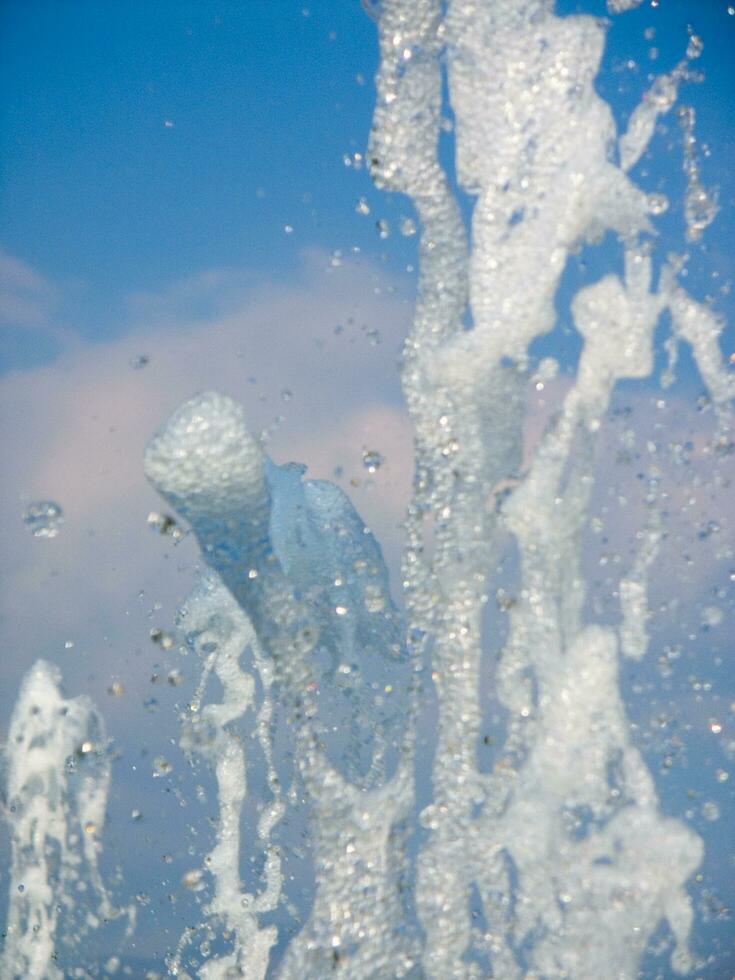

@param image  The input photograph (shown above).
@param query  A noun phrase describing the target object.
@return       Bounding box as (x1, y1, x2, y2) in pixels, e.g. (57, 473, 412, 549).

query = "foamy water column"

(1, 661, 126, 979)
(140, 0, 731, 975)
(168, 573, 282, 979)
(370, 0, 728, 977)
(144, 392, 420, 978)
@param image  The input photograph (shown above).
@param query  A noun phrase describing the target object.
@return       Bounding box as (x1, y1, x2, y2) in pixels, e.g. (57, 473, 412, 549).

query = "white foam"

(1, 661, 130, 979)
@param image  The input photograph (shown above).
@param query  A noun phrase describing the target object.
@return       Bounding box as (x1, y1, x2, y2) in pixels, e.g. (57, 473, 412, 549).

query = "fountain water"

(3, 1, 732, 976)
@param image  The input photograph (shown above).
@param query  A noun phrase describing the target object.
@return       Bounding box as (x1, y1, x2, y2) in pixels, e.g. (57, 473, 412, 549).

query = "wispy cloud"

(0, 250, 414, 726)
(0, 248, 58, 327)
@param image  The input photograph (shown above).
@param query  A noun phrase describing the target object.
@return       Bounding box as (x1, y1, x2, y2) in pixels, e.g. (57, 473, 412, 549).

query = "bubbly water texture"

(0, 662, 132, 979)
(4, 1, 734, 977)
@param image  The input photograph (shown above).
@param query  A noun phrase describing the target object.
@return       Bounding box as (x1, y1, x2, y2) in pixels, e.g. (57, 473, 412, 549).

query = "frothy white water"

(3, 1, 731, 976)
(144, 392, 420, 978)
(169, 574, 282, 979)
(368, 0, 723, 976)
(1, 661, 131, 979)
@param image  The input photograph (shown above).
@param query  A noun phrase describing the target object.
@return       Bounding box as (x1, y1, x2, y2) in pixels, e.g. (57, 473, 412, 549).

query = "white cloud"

(0, 251, 415, 727)
(0, 247, 731, 749)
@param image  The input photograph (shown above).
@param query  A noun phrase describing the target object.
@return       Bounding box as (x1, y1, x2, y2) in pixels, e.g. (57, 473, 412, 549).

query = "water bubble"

(23, 500, 64, 538)
(129, 354, 150, 370)
(356, 197, 370, 215)
(400, 217, 417, 236)
(107, 681, 125, 697)
(362, 449, 384, 473)
(280, 388, 292, 402)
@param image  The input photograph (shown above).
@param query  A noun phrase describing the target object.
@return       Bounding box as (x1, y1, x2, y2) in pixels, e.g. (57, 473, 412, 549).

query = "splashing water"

(3, 1, 732, 976)
(0, 662, 132, 979)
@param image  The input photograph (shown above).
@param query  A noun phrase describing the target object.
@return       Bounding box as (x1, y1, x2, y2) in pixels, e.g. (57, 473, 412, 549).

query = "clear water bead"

(23, 500, 64, 538)
(362, 449, 384, 473)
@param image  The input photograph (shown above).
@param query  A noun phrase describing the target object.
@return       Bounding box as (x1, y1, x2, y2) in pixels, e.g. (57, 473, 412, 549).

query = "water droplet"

(709, 719, 723, 735)
(152, 756, 173, 778)
(335, 605, 348, 617)
(701, 801, 720, 821)
(129, 354, 150, 369)
(686, 34, 703, 60)
(702, 606, 723, 627)
(715, 769, 729, 783)
(182, 868, 204, 890)
(362, 449, 384, 473)
(84, 821, 97, 835)
(107, 681, 125, 697)
(150, 628, 175, 649)
(147, 511, 183, 541)
(647, 193, 669, 215)
(356, 197, 370, 215)
(280, 388, 292, 402)
(23, 500, 64, 538)
(376, 218, 390, 239)
(400, 217, 417, 236)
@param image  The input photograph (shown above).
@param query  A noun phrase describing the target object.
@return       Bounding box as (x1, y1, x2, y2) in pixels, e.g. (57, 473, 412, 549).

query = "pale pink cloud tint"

(0, 250, 415, 726)
(0, 247, 731, 745)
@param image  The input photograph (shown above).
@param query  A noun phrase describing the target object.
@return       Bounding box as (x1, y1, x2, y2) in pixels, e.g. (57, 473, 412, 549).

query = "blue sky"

(1, 0, 734, 974)
(2, 0, 733, 370)
(0, 0, 391, 361)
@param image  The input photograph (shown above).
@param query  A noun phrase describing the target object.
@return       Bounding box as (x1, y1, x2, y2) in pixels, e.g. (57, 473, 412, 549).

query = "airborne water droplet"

(152, 756, 173, 778)
(23, 501, 64, 538)
(647, 193, 669, 215)
(362, 449, 384, 473)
